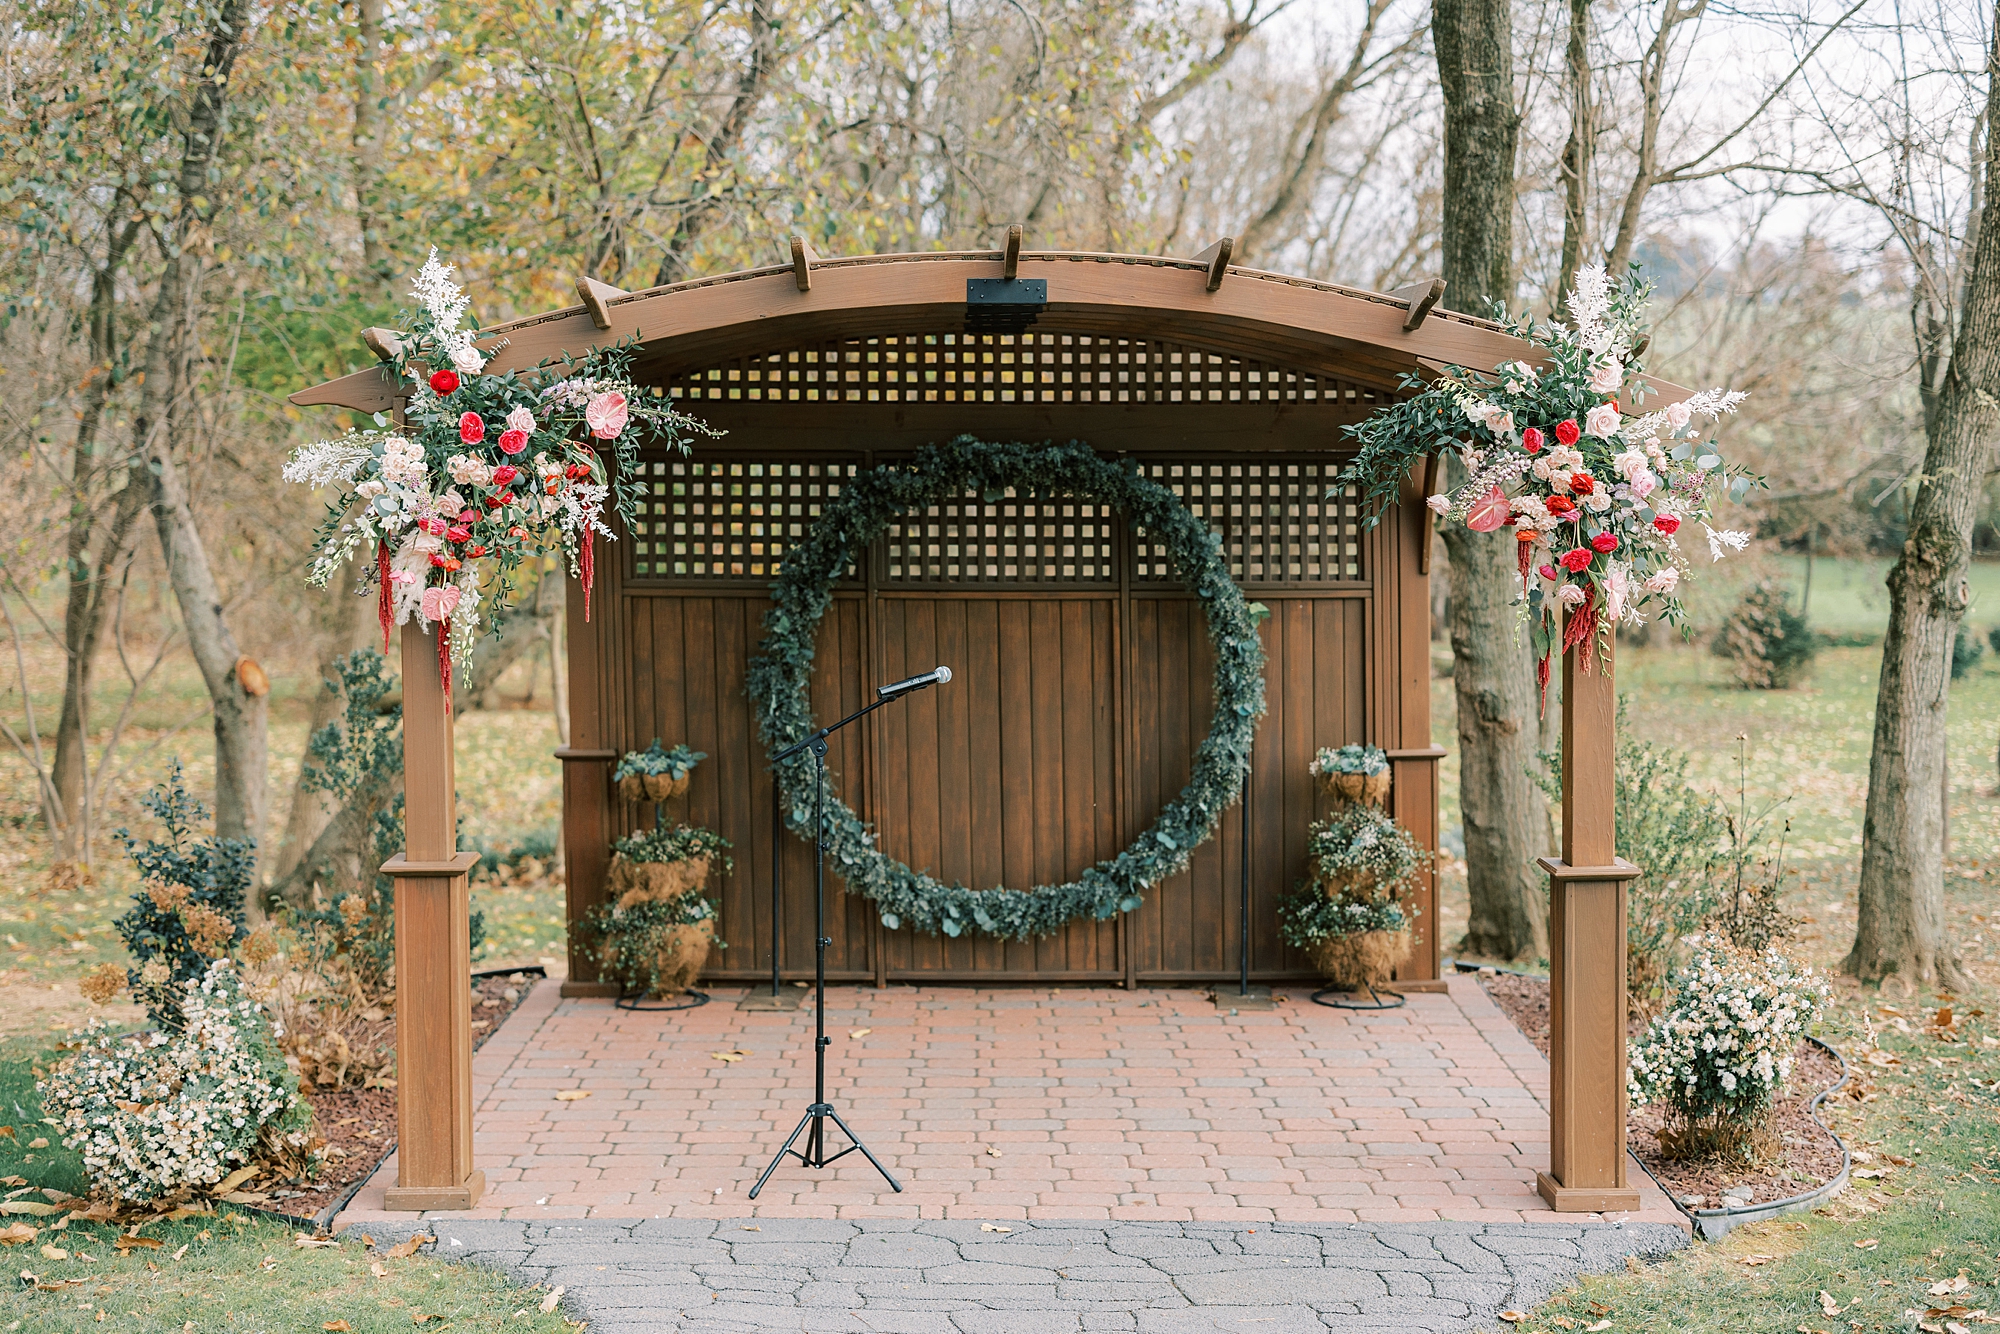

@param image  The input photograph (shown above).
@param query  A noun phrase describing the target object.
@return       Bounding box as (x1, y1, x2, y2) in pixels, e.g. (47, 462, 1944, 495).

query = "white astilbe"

(1566, 264, 1614, 354)
(283, 433, 379, 488)
(1621, 389, 1749, 444)
(1703, 523, 1751, 561)
(410, 247, 470, 334)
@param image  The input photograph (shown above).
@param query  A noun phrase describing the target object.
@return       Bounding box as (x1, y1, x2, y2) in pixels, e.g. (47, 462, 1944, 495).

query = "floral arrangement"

(1278, 893, 1411, 950)
(41, 959, 316, 1204)
(614, 741, 707, 783)
(114, 763, 252, 1028)
(283, 251, 713, 694)
(1628, 939, 1828, 1137)
(1309, 744, 1388, 778)
(583, 892, 724, 999)
(1342, 265, 1753, 691)
(612, 822, 734, 868)
(1304, 804, 1428, 893)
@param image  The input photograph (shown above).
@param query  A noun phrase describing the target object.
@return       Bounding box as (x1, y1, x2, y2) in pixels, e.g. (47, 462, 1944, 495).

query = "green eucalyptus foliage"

(1278, 894, 1411, 949)
(114, 763, 253, 1028)
(614, 740, 707, 781)
(613, 823, 734, 869)
(746, 437, 1267, 940)
(582, 892, 723, 998)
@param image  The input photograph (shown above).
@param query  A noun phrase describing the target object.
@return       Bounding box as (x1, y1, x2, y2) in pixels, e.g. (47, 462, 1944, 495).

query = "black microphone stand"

(748, 686, 926, 1198)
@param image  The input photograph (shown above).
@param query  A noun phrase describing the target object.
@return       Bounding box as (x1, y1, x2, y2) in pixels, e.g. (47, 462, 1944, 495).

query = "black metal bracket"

(966, 277, 1047, 334)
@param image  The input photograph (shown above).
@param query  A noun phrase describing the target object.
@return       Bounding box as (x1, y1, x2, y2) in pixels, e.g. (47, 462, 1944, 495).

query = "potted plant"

(592, 824, 733, 998)
(1309, 744, 1390, 806)
(1279, 803, 1429, 991)
(614, 740, 707, 804)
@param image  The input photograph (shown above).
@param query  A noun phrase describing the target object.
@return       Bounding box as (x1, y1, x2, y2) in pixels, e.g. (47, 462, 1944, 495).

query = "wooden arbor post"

(1535, 619, 1642, 1213)
(379, 620, 485, 1211)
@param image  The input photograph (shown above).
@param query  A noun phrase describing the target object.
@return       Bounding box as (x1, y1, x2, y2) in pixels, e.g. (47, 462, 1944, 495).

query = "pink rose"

(585, 391, 629, 440)
(505, 406, 537, 435)
(420, 584, 462, 624)
(1584, 402, 1622, 439)
(1630, 471, 1657, 500)
(498, 429, 529, 455)
(459, 412, 485, 444)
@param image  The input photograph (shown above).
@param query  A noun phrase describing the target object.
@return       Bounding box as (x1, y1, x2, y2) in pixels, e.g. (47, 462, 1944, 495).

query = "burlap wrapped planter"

(1317, 769, 1390, 807)
(620, 772, 691, 803)
(1309, 927, 1412, 991)
(607, 853, 712, 907)
(600, 916, 714, 998)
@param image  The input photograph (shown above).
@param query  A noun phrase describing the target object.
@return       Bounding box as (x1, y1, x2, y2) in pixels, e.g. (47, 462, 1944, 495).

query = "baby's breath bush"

(1627, 939, 1828, 1159)
(40, 959, 316, 1203)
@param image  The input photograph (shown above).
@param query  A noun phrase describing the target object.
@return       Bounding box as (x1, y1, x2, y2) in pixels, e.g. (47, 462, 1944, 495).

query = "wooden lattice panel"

(883, 490, 1117, 585)
(659, 331, 1387, 406)
(1135, 460, 1364, 583)
(631, 458, 860, 580)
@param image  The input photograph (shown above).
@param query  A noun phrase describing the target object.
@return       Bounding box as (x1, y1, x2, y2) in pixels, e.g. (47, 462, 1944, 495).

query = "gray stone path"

(363, 1217, 1688, 1332)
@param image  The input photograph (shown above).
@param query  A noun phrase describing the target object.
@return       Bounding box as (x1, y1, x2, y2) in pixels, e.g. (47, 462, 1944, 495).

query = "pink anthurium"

(1466, 485, 1512, 533)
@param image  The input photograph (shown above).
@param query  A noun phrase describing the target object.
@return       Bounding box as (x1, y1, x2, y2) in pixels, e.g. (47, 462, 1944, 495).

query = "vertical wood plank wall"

(561, 416, 1436, 988)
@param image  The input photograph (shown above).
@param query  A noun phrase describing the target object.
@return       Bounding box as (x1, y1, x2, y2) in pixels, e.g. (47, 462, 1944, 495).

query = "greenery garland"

(746, 436, 1267, 940)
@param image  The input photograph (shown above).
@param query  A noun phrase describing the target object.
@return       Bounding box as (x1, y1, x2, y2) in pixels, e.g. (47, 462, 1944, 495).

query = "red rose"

(446, 525, 472, 543)
(1569, 472, 1595, 496)
(457, 508, 478, 522)
(459, 412, 485, 444)
(1522, 427, 1544, 454)
(429, 370, 459, 395)
(482, 495, 503, 511)
(1545, 495, 1576, 516)
(498, 429, 529, 456)
(428, 553, 449, 568)
(1538, 564, 1559, 581)
(1653, 514, 1681, 535)
(1590, 531, 1618, 554)
(1560, 547, 1594, 573)
(467, 545, 487, 558)
(1554, 419, 1581, 447)
(491, 465, 519, 485)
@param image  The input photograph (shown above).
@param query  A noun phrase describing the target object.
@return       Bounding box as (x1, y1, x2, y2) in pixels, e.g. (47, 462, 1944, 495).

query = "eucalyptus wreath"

(746, 436, 1267, 940)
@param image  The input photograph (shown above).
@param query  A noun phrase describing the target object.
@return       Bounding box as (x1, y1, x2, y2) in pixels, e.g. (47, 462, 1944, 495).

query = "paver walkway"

(339, 976, 1679, 1226)
(358, 1216, 1688, 1333)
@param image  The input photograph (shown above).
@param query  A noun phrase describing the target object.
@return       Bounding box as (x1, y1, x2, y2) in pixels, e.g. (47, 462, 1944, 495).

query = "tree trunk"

(267, 762, 403, 912)
(273, 590, 369, 882)
(1433, 0, 1547, 961)
(1845, 20, 2000, 992)
(140, 0, 269, 883)
(1555, 0, 1595, 301)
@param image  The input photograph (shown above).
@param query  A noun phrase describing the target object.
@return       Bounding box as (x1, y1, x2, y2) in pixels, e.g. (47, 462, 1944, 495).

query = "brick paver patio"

(338, 974, 1679, 1230)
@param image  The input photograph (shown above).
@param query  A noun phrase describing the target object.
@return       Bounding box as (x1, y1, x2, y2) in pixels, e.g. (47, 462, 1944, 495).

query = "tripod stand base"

(1311, 984, 1406, 1010)
(747, 1102, 903, 1199)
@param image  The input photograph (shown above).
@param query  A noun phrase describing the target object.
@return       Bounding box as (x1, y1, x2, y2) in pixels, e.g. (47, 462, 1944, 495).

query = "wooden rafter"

(1002, 224, 1023, 279)
(1390, 277, 1446, 332)
(789, 235, 819, 292)
(575, 276, 628, 331)
(1192, 237, 1234, 292)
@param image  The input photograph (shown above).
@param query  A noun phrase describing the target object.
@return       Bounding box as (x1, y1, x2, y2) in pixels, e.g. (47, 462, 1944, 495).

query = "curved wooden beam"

(292, 250, 1701, 413)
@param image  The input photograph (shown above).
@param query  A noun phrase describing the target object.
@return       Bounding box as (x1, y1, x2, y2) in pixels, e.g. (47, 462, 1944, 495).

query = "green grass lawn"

(0, 1056, 574, 1332)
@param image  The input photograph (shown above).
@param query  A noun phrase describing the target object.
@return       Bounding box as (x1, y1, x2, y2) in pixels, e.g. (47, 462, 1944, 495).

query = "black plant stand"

(749, 691, 920, 1199)
(1311, 984, 1405, 1010)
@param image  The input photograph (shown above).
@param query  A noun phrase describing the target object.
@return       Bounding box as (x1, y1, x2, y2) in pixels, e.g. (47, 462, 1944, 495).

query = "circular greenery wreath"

(745, 436, 1267, 940)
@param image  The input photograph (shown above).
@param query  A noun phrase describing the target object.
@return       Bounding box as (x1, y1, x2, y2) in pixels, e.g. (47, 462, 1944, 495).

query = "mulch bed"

(260, 970, 539, 1222)
(1477, 969, 1847, 1209)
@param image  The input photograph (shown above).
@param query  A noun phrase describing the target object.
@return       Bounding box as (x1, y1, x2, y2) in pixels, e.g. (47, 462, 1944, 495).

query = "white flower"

(1703, 524, 1751, 561)
(449, 342, 485, 376)
(506, 406, 536, 435)
(380, 437, 428, 489)
(1664, 400, 1692, 430)
(1589, 359, 1624, 394)
(1557, 584, 1586, 605)
(1584, 402, 1622, 439)
(411, 248, 471, 334)
(1509, 360, 1539, 383)
(1426, 494, 1450, 515)
(1643, 568, 1680, 594)
(1611, 448, 1649, 482)
(282, 433, 379, 488)
(446, 453, 492, 487)
(1490, 411, 1516, 437)
(1584, 490, 1612, 514)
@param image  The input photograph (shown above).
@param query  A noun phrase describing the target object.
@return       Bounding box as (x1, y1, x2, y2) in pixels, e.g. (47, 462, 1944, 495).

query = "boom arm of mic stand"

(771, 682, 931, 763)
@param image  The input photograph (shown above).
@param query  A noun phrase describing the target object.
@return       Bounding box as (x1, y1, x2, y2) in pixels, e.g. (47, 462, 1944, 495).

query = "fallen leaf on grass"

(1498, 1313, 1528, 1324)
(371, 1262, 388, 1278)
(710, 1050, 748, 1063)
(172, 1244, 189, 1261)
(1820, 1292, 1844, 1316)
(412, 1314, 440, 1325)
(540, 1285, 565, 1313)
(1933, 1276, 1973, 1297)
(1854, 1238, 1880, 1250)
(1854, 1169, 1885, 1180)
(1740, 1255, 1777, 1267)
(113, 1235, 162, 1252)
(1588, 1306, 1611, 1318)
(0, 1223, 37, 1246)
(384, 1235, 433, 1259)
(2, 1202, 58, 1217)
(259, 1254, 278, 1272)
(1865, 1051, 1901, 1067)
(295, 1235, 340, 1250)
(1625, 1257, 1643, 1273)
(553, 1091, 591, 1102)
(41, 1244, 69, 1260)
(324, 1322, 352, 1332)
(0, 1126, 12, 1140)
(212, 1165, 260, 1196)
(27, 1139, 47, 1149)
(979, 1224, 1012, 1233)
(0, 1176, 22, 1186)
(219, 1191, 271, 1205)
(1585, 1323, 1612, 1332)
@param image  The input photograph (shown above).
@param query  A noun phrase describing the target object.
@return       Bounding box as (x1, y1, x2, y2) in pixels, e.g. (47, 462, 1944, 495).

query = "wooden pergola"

(292, 237, 1652, 1215)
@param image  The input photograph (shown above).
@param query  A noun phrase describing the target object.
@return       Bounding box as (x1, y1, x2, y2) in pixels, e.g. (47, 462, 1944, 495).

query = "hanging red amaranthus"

(437, 621, 452, 702)
(377, 541, 394, 654)
(580, 529, 595, 622)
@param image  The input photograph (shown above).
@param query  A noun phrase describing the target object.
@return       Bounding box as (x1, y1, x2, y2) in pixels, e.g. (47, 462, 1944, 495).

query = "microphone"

(877, 666, 952, 699)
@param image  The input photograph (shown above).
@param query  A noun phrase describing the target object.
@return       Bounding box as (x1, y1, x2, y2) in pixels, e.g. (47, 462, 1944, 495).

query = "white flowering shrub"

(40, 959, 316, 1203)
(1627, 940, 1827, 1135)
